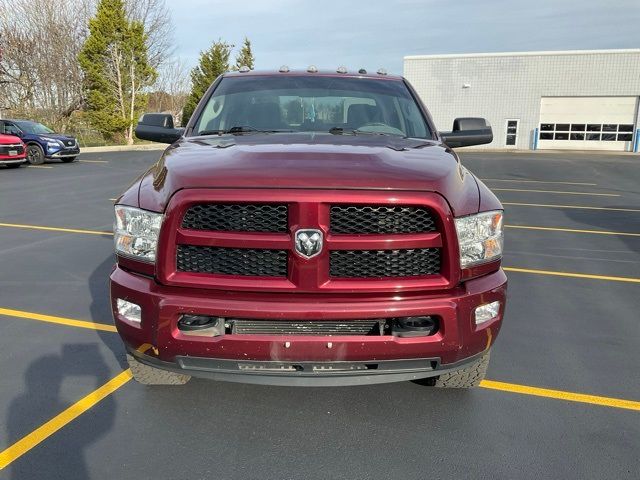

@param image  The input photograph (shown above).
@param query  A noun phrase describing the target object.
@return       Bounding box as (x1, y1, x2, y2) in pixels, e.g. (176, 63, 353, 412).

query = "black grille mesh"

(177, 245, 287, 277)
(330, 205, 436, 234)
(330, 248, 441, 278)
(232, 319, 381, 335)
(182, 204, 288, 232)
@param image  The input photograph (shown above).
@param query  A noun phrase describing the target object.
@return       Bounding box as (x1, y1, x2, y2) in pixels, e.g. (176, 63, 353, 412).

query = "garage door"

(538, 97, 638, 151)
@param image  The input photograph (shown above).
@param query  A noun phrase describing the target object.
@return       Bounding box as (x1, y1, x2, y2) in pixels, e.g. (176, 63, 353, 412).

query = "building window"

(505, 119, 518, 146)
(539, 123, 636, 142)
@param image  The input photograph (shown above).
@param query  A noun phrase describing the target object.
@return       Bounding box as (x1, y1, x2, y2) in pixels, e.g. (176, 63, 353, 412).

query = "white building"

(404, 49, 640, 152)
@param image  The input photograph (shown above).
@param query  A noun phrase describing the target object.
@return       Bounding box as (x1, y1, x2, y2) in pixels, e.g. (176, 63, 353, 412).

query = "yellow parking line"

(0, 222, 111, 236)
(504, 267, 640, 284)
(480, 380, 640, 411)
(0, 307, 117, 332)
(79, 160, 108, 164)
(494, 188, 618, 197)
(482, 178, 597, 186)
(0, 369, 133, 470)
(503, 202, 640, 212)
(505, 225, 640, 237)
(26, 165, 53, 169)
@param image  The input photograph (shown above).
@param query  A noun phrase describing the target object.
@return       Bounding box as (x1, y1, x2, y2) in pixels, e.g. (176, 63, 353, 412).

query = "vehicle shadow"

(88, 253, 127, 369)
(5, 344, 115, 480)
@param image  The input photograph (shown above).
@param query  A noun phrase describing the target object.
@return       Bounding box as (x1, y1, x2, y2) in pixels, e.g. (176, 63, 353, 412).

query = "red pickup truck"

(112, 69, 506, 388)
(0, 133, 27, 168)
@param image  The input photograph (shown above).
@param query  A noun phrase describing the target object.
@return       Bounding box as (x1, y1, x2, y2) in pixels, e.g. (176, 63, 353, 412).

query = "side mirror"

(441, 117, 493, 148)
(134, 113, 184, 144)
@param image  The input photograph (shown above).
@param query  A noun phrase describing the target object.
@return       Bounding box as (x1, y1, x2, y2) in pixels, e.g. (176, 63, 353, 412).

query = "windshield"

(14, 121, 55, 135)
(193, 76, 432, 139)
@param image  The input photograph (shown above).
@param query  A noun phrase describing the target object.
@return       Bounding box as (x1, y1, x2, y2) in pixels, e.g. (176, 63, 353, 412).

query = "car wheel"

(61, 157, 77, 163)
(126, 353, 191, 385)
(26, 144, 45, 165)
(416, 351, 490, 388)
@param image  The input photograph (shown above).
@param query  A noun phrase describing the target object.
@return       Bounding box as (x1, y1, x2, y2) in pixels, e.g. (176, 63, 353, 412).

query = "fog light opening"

(178, 315, 225, 337)
(391, 316, 438, 337)
(116, 299, 141, 323)
(475, 301, 501, 325)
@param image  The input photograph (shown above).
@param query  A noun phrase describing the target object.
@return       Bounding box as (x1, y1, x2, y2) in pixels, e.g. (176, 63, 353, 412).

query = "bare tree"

(0, 0, 89, 127)
(149, 59, 190, 124)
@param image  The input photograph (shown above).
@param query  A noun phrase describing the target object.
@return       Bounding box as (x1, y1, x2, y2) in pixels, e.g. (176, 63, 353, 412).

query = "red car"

(112, 69, 506, 388)
(0, 133, 27, 168)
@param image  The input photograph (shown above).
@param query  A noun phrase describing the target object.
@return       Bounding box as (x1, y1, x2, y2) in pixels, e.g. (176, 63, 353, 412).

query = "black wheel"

(26, 144, 45, 165)
(4, 163, 23, 168)
(416, 351, 490, 388)
(126, 354, 191, 385)
(61, 156, 77, 163)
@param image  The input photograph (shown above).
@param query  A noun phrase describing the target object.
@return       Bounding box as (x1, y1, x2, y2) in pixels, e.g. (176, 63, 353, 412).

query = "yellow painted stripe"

(482, 178, 597, 186)
(109, 198, 117, 201)
(503, 202, 640, 212)
(79, 160, 108, 164)
(0, 307, 117, 332)
(480, 380, 640, 412)
(504, 267, 640, 284)
(494, 188, 618, 197)
(26, 165, 53, 169)
(0, 370, 132, 470)
(505, 224, 640, 237)
(0, 222, 111, 236)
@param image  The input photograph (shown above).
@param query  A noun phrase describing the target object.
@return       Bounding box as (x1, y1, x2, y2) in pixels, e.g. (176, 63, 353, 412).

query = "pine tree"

(234, 37, 255, 71)
(181, 41, 232, 126)
(79, 0, 156, 144)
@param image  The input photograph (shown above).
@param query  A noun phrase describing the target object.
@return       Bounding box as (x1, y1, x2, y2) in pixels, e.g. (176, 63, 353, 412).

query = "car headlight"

(454, 210, 503, 268)
(114, 206, 163, 262)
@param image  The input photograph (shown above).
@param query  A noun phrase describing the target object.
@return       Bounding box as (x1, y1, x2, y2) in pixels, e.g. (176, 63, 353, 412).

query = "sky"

(167, 0, 640, 75)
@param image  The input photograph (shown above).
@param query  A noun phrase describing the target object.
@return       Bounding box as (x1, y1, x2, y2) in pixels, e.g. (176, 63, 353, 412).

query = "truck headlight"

(114, 206, 162, 262)
(455, 210, 503, 268)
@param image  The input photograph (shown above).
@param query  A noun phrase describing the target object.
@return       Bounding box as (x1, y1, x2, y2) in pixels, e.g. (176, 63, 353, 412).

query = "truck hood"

(136, 133, 480, 216)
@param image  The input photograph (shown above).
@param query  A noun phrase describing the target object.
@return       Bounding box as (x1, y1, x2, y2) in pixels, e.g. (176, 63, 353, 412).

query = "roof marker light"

(377, 68, 388, 75)
(279, 65, 290, 73)
(358, 68, 367, 74)
(336, 66, 347, 74)
(238, 65, 250, 73)
(307, 65, 318, 73)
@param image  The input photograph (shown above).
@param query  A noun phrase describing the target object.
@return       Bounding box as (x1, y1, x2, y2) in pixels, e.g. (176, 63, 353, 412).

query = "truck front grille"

(177, 245, 288, 277)
(330, 248, 441, 278)
(166, 190, 451, 291)
(182, 203, 288, 232)
(330, 205, 436, 234)
(0, 144, 24, 155)
(231, 319, 382, 335)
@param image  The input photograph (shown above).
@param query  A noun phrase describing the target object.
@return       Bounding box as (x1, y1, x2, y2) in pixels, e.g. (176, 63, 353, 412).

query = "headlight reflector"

(455, 210, 503, 268)
(114, 206, 162, 262)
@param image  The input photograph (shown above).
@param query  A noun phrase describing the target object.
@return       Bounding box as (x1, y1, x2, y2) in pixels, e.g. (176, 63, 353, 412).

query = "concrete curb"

(459, 148, 639, 155)
(79, 144, 166, 153)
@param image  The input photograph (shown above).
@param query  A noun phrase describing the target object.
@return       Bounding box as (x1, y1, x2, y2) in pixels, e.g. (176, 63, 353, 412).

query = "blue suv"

(0, 119, 80, 165)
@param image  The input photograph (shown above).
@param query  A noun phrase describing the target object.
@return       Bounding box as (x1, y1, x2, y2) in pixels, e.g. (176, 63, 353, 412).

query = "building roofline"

(404, 49, 640, 61)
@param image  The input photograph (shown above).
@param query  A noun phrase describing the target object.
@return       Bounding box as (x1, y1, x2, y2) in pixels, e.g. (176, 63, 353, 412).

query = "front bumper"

(0, 156, 26, 165)
(111, 266, 507, 385)
(47, 146, 80, 158)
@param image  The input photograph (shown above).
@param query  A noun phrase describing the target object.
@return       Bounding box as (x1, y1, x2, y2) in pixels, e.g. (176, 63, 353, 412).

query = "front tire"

(26, 144, 45, 165)
(61, 156, 77, 163)
(127, 354, 191, 385)
(418, 351, 490, 388)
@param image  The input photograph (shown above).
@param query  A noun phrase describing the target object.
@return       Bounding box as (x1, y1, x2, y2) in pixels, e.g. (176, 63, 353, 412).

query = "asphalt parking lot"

(1, 150, 639, 480)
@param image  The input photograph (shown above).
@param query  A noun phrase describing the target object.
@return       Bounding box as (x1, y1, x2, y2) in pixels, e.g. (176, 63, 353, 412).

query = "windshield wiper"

(328, 127, 398, 137)
(198, 126, 294, 136)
